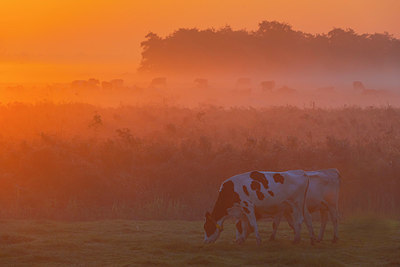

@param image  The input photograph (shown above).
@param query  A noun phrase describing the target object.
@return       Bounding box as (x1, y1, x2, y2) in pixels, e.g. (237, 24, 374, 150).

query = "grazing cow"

(236, 169, 340, 243)
(194, 78, 209, 89)
(276, 86, 296, 94)
(353, 81, 365, 91)
(204, 170, 314, 245)
(260, 80, 275, 92)
(101, 81, 113, 90)
(88, 78, 100, 88)
(110, 79, 124, 89)
(150, 77, 167, 88)
(71, 80, 89, 89)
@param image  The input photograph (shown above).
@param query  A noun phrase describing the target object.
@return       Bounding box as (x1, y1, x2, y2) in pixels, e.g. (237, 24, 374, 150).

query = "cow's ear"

(205, 211, 210, 218)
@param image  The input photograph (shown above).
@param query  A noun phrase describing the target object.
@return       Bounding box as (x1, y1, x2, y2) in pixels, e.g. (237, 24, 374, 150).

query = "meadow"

(0, 90, 400, 265)
(0, 217, 398, 266)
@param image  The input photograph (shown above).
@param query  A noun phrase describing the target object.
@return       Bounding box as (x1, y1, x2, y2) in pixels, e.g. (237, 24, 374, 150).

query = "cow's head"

(204, 180, 240, 243)
(203, 211, 223, 243)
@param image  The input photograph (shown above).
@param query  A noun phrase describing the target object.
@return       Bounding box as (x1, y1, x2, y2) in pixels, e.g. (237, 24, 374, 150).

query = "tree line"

(139, 21, 400, 75)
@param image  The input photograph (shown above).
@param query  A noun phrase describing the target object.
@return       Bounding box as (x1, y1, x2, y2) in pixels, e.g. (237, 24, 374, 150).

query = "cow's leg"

(244, 207, 261, 245)
(284, 211, 295, 231)
(328, 205, 339, 243)
(235, 220, 244, 244)
(270, 214, 282, 241)
(317, 209, 328, 242)
(243, 215, 253, 239)
(287, 202, 303, 244)
(303, 207, 316, 245)
(235, 216, 249, 245)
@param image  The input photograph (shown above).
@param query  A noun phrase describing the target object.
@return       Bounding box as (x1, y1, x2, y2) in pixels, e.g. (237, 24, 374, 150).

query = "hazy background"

(1, 0, 400, 83)
(0, 0, 400, 221)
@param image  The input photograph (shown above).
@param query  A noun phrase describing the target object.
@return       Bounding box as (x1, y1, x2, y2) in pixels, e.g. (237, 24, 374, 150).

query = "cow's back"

(306, 169, 340, 211)
(227, 170, 309, 215)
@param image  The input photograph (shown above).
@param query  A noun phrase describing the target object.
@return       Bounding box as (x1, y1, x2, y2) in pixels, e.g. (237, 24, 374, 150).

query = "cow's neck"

(211, 180, 241, 222)
(210, 201, 227, 223)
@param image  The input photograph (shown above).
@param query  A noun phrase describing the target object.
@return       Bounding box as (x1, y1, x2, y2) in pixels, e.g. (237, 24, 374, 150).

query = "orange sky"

(0, 0, 399, 83)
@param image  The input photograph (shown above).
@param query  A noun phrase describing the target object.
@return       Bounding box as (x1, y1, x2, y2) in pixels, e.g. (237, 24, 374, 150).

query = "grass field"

(0, 217, 399, 266)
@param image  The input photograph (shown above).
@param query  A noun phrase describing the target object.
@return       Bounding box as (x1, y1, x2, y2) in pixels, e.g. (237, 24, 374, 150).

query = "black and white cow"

(203, 170, 314, 245)
(236, 169, 340, 243)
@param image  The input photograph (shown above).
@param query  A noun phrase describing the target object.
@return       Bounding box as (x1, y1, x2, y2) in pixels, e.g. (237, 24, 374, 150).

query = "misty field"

(0, 217, 398, 266)
(1, 102, 400, 266)
(1, 103, 400, 220)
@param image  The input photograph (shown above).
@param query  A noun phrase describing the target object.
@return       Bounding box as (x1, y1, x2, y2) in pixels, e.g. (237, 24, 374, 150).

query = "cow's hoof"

(269, 235, 275, 241)
(316, 238, 322, 243)
(310, 238, 315, 245)
(292, 239, 300, 245)
(256, 237, 262, 246)
(332, 237, 338, 243)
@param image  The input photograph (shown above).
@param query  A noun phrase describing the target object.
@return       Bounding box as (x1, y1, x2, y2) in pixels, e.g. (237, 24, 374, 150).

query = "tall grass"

(0, 103, 399, 219)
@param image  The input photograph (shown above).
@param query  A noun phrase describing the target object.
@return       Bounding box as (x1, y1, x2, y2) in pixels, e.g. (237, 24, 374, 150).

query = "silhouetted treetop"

(138, 20, 400, 75)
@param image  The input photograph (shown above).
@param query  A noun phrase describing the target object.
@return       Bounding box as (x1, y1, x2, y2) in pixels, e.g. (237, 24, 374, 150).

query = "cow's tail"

(336, 169, 341, 220)
(336, 168, 341, 186)
(302, 175, 310, 217)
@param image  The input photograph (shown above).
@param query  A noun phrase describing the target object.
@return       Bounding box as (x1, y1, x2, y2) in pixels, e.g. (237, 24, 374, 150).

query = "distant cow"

(276, 86, 296, 94)
(236, 169, 340, 243)
(352, 81, 387, 96)
(150, 77, 167, 88)
(110, 79, 124, 89)
(71, 80, 88, 89)
(101, 81, 113, 90)
(71, 79, 99, 89)
(204, 170, 314, 245)
(88, 78, 100, 88)
(260, 81, 275, 92)
(353, 81, 365, 91)
(194, 78, 208, 89)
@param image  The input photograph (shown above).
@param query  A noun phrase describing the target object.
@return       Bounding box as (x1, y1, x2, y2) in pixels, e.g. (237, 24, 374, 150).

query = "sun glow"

(0, 0, 399, 83)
